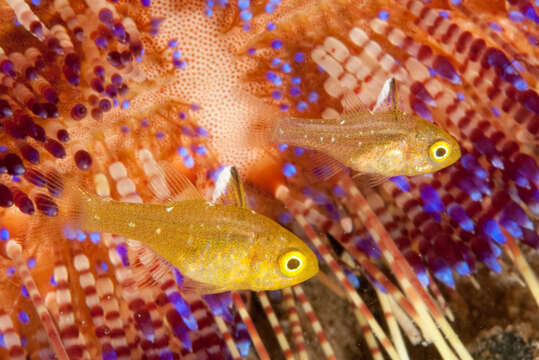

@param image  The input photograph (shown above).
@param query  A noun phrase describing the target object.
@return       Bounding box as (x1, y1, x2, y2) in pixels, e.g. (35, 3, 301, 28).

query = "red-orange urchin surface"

(0, 0, 537, 359)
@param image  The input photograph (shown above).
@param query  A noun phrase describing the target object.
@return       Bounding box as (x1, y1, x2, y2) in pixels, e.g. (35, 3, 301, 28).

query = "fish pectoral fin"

(211, 166, 249, 209)
(302, 150, 347, 182)
(144, 160, 204, 203)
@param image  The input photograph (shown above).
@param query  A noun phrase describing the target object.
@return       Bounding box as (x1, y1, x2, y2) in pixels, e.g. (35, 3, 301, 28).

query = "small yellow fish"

(262, 79, 461, 179)
(55, 166, 318, 294)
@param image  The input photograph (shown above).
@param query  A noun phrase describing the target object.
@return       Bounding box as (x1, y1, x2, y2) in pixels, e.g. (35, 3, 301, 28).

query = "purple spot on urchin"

(390, 176, 410, 192)
(116, 244, 130, 266)
(433, 55, 461, 83)
(480, 219, 506, 244)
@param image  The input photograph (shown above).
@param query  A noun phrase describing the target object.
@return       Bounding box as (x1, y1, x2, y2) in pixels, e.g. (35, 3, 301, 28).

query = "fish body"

(273, 109, 461, 177)
(70, 191, 318, 293)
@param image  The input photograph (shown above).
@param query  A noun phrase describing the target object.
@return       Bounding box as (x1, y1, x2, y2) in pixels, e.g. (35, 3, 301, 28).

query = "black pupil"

(287, 258, 300, 270)
(435, 147, 447, 158)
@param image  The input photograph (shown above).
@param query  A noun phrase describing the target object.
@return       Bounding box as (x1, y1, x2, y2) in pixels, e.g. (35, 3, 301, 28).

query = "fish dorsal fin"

(372, 77, 400, 115)
(341, 90, 369, 115)
(128, 239, 224, 295)
(148, 161, 204, 203)
(211, 165, 248, 209)
(303, 151, 347, 182)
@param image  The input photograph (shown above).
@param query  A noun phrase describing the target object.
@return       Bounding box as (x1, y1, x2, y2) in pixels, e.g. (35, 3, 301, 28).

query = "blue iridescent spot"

(27, 257, 36, 269)
(297, 101, 307, 112)
(508, 11, 524, 22)
(7, 267, 15, 276)
(290, 87, 300, 97)
(173, 50, 182, 59)
(266, 22, 276, 31)
(281, 63, 292, 73)
(121, 125, 129, 134)
(272, 90, 282, 100)
(294, 52, 305, 62)
(450, 0, 461, 5)
(90, 232, 101, 244)
(173, 268, 184, 286)
(184, 156, 194, 168)
(177, 146, 188, 157)
(116, 244, 129, 266)
(439, 11, 449, 18)
(63, 225, 77, 240)
(0, 228, 9, 240)
(271, 58, 282, 67)
(278, 212, 293, 225)
(76, 229, 86, 242)
(18, 311, 29, 324)
(456, 92, 465, 101)
(0, 146, 6, 152)
(389, 176, 410, 192)
(0, 334, 4, 348)
(156, 130, 165, 140)
(308, 91, 318, 102)
(196, 126, 209, 137)
(271, 39, 282, 50)
(282, 163, 296, 177)
(490, 107, 500, 116)
(278, 144, 288, 151)
(294, 147, 304, 156)
(195, 145, 207, 155)
(291, 77, 301, 84)
(50, 274, 56, 286)
(265, 3, 276, 13)
(21, 286, 29, 298)
(31, 0, 40, 5)
(98, 261, 108, 272)
(237, 0, 249, 10)
(168, 39, 178, 48)
(482, 219, 506, 244)
(159, 350, 174, 360)
(488, 22, 503, 32)
(513, 78, 528, 91)
(240, 10, 252, 21)
(378, 10, 389, 20)
(332, 186, 345, 197)
(205, 8, 213, 17)
(247, 48, 256, 55)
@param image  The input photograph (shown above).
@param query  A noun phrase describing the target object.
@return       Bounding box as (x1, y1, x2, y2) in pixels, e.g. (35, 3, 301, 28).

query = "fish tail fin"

(244, 94, 284, 147)
(27, 166, 98, 238)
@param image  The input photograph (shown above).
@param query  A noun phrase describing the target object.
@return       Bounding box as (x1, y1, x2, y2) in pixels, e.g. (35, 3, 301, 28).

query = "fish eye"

(429, 140, 451, 162)
(279, 250, 306, 277)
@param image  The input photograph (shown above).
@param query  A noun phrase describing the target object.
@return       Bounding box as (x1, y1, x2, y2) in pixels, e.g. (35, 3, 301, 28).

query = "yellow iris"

(279, 250, 306, 277)
(429, 140, 451, 162)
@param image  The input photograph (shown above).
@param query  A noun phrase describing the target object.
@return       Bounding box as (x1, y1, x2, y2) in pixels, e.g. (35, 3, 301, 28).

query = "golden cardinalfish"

(260, 79, 461, 180)
(51, 165, 318, 294)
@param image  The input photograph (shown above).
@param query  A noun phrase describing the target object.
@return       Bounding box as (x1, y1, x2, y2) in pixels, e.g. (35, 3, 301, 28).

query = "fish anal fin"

(303, 151, 346, 182)
(211, 166, 249, 209)
(354, 172, 389, 188)
(181, 277, 226, 296)
(146, 161, 203, 203)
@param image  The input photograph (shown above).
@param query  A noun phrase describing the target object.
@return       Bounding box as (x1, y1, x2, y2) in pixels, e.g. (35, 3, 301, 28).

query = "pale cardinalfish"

(258, 78, 461, 182)
(36, 164, 318, 294)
